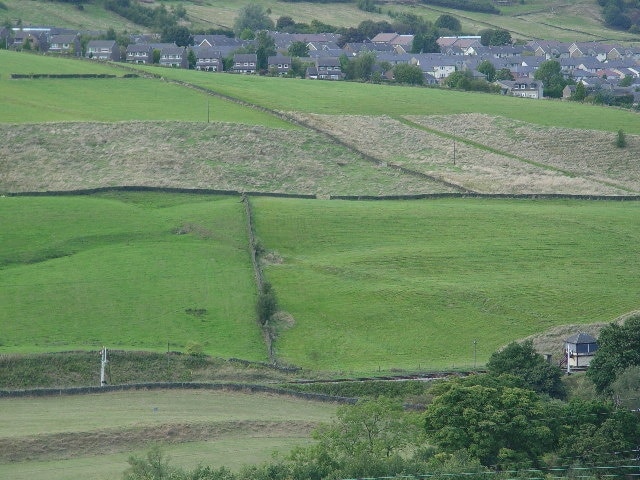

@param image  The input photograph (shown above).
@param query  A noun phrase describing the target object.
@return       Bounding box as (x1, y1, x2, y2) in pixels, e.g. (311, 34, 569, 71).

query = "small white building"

(565, 332, 598, 373)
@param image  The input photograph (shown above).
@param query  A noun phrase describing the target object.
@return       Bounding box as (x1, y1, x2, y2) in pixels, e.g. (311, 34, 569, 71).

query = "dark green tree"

(491, 29, 512, 45)
(287, 57, 307, 78)
(424, 381, 554, 468)
(255, 30, 276, 71)
(337, 27, 366, 47)
(550, 398, 640, 467)
(288, 40, 308, 58)
(477, 59, 496, 82)
(480, 28, 512, 46)
(587, 315, 640, 393)
(411, 31, 439, 53)
(619, 74, 633, 87)
(256, 282, 278, 325)
(534, 59, 567, 97)
(572, 80, 586, 101)
(486, 340, 566, 399)
(495, 67, 514, 81)
(290, 397, 423, 479)
(161, 25, 193, 47)
(435, 14, 461, 32)
(152, 48, 160, 64)
(187, 48, 196, 69)
(444, 70, 472, 89)
(233, 3, 274, 35)
(276, 15, 295, 31)
(393, 63, 424, 85)
(616, 129, 627, 148)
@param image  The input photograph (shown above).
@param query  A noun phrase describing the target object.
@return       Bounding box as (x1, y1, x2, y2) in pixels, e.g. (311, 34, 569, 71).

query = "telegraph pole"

(100, 347, 108, 386)
(473, 339, 477, 369)
(453, 139, 456, 166)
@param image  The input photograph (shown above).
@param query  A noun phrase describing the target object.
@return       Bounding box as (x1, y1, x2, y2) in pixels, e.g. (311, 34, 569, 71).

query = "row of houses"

(3, 26, 640, 97)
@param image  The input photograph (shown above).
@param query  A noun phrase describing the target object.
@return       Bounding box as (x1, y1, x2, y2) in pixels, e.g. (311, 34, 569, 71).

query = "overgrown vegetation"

(283, 380, 429, 400)
(104, 0, 182, 30)
(0, 351, 298, 388)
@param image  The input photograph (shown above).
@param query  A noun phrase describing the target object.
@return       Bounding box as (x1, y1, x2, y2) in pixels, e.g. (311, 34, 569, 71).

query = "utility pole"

(100, 347, 108, 386)
(473, 339, 477, 369)
(453, 139, 456, 166)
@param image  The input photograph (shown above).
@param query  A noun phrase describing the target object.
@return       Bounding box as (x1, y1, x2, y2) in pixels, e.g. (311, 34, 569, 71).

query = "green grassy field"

(3, 194, 640, 372)
(132, 65, 640, 135)
(0, 390, 337, 480)
(253, 197, 640, 371)
(0, 193, 265, 358)
(0, 51, 292, 127)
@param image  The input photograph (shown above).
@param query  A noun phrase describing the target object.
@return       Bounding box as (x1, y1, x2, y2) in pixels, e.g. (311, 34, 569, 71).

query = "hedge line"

(329, 193, 640, 201)
(6, 186, 316, 200)
(8, 187, 640, 202)
(10, 73, 121, 79)
(0, 381, 358, 404)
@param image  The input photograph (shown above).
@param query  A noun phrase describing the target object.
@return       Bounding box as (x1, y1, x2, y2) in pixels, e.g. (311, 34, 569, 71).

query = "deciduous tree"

(587, 315, 640, 393)
(534, 59, 567, 97)
(424, 381, 554, 468)
(393, 63, 424, 85)
(477, 60, 496, 82)
(486, 340, 566, 399)
(233, 3, 274, 36)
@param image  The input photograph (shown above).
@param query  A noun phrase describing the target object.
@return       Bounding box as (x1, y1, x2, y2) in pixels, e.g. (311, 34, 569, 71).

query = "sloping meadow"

(0, 121, 451, 196)
(0, 193, 265, 358)
(252, 196, 640, 372)
(291, 113, 640, 195)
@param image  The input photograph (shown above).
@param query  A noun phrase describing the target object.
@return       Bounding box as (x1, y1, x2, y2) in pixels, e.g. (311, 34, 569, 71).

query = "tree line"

(123, 316, 640, 479)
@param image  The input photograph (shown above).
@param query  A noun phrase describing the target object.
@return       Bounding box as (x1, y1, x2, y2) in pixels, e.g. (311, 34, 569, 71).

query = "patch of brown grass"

(293, 113, 639, 195)
(0, 420, 317, 462)
(0, 121, 443, 196)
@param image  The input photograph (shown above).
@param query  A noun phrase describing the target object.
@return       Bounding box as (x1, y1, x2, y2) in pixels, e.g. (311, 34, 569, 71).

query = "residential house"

(565, 332, 598, 373)
(497, 78, 544, 99)
(437, 36, 482, 53)
(267, 55, 292, 76)
(11, 31, 44, 51)
(232, 53, 258, 74)
(126, 44, 154, 64)
(528, 40, 571, 59)
(190, 46, 223, 71)
(412, 53, 458, 80)
(158, 44, 187, 68)
(370, 32, 414, 54)
(47, 34, 80, 56)
(86, 40, 119, 61)
(306, 57, 343, 80)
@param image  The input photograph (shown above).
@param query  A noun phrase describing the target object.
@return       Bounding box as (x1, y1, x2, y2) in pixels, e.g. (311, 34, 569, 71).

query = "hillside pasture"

(292, 113, 640, 195)
(0, 122, 447, 195)
(253, 197, 640, 372)
(0, 0, 142, 32)
(1, 0, 636, 43)
(0, 51, 290, 126)
(0, 193, 265, 358)
(132, 65, 640, 135)
(0, 389, 337, 480)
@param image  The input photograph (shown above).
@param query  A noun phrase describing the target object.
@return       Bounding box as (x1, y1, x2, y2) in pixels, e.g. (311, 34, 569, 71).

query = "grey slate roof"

(566, 332, 597, 344)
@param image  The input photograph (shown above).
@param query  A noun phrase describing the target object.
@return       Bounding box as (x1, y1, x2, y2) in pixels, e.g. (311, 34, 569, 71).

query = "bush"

(616, 129, 627, 148)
